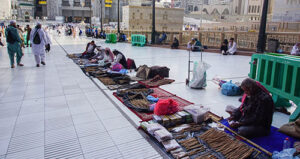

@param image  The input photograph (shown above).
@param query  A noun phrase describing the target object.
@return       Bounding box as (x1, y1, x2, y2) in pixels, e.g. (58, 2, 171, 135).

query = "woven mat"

(138, 78, 175, 88)
(113, 87, 193, 121)
(97, 77, 117, 86)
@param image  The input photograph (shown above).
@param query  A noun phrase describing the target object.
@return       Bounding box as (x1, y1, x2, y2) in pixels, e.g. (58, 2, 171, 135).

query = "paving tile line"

(54, 37, 167, 159)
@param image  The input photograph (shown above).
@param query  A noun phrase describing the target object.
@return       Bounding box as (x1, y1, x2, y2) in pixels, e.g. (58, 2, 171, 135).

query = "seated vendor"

(89, 46, 104, 63)
(112, 49, 127, 69)
(226, 78, 274, 138)
(291, 42, 300, 56)
(159, 32, 167, 44)
(171, 37, 179, 49)
(118, 32, 127, 42)
(188, 38, 202, 52)
(226, 38, 237, 55)
(220, 39, 228, 55)
(81, 40, 97, 58)
(90, 47, 114, 67)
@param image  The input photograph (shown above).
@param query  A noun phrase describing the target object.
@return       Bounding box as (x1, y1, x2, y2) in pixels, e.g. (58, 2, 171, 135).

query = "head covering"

(10, 20, 16, 25)
(105, 47, 114, 61)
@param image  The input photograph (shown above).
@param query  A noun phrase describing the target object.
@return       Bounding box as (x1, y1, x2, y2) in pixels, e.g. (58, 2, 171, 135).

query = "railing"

(106, 30, 300, 53)
(62, 1, 70, 6)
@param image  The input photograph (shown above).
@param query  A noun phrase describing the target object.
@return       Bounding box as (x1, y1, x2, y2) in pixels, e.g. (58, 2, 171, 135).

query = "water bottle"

(283, 137, 291, 150)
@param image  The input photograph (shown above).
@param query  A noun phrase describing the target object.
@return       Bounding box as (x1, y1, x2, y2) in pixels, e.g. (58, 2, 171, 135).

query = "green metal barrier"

(105, 33, 117, 43)
(249, 53, 300, 121)
(131, 34, 146, 47)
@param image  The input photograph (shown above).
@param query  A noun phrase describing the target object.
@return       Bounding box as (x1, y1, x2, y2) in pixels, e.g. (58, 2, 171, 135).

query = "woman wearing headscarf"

(30, 22, 48, 67)
(112, 49, 127, 69)
(291, 43, 300, 56)
(226, 78, 274, 138)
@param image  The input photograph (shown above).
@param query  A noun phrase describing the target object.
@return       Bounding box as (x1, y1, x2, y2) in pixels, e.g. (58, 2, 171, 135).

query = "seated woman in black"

(226, 78, 274, 138)
(112, 50, 127, 69)
(171, 37, 179, 49)
(220, 39, 228, 54)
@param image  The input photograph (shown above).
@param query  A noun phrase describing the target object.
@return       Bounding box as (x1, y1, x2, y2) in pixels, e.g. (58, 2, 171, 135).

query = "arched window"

(222, 8, 229, 15)
(194, 6, 198, 12)
(211, 8, 220, 15)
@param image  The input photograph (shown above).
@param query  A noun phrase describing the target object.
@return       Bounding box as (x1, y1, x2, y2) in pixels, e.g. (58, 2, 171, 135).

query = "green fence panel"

(249, 53, 300, 121)
(105, 33, 117, 43)
(131, 34, 146, 47)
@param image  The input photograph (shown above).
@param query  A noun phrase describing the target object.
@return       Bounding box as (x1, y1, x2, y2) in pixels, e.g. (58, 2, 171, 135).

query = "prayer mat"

(113, 87, 193, 121)
(67, 53, 82, 59)
(97, 77, 117, 86)
(221, 119, 300, 154)
(138, 75, 175, 88)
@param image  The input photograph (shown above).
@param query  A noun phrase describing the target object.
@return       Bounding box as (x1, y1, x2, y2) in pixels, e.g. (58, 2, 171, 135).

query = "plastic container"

(283, 137, 291, 150)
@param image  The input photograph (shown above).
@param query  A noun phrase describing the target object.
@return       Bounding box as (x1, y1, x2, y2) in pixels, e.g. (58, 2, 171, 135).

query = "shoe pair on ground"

(36, 61, 46, 67)
(11, 63, 24, 68)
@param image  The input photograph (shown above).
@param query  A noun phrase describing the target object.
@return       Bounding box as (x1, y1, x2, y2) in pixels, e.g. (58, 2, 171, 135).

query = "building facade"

(11, 0, 35, 22)
(35, 0, 48, 20)
(46, 0, 128, 23)
(122, 5, 184, 32)
(0, 0, 11, 20)
(268, 0, 300, 22)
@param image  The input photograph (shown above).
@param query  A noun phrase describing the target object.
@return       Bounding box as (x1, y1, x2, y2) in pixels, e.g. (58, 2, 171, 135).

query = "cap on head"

(10, 20, 16, 25)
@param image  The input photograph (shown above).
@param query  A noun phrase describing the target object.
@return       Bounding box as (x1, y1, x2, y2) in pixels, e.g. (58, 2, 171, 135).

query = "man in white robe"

(30, 22, 48, 67)
(291, 43, 300, 56)
(227, 38, 237, 55)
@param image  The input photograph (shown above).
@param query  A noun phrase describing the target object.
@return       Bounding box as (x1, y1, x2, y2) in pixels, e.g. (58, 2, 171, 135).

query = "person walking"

(5, 21, 23, 68)
(25, 25, 32, 47)
(30, 22, 48, 67)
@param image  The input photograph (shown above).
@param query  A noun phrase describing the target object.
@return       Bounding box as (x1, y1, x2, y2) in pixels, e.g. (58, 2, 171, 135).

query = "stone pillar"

(220, 31, 225, 45)
(198, 32, 202, 42)
(179, 32, 183, 45)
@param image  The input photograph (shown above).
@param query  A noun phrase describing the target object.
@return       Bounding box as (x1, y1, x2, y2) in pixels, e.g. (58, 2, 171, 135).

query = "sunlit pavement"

(0, 32, 289, 158)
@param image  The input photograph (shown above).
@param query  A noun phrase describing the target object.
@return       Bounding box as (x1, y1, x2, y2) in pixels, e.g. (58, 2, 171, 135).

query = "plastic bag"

(112, 63, 123, 71)
(147, 123, 164, 135)
(183, 105, 209, 124)
(221, 80, 243, 96)
(147, 95, 159, 102)
(162, 139, 181, 152)
(170, 148, 188, 158)
(170, 124, 190, 133)
(154, 99, 179, 116)
(189, 61, 210, 89)
(272, 148, 299, 159)
(154, 128, 173, 142)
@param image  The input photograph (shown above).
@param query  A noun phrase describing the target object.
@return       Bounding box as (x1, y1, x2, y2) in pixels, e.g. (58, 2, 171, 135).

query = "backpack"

(221, 80, 243, 96)
(33, 29, 41, 44)
(6, 30, 16, 44)
(148, 66, 170, 79)
(136, 65, 151, 80)
(127, 58, 136, 70)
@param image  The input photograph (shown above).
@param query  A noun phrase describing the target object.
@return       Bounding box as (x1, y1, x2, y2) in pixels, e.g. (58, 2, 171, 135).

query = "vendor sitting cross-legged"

(81, 40, 97, 59)
(90, 47, 114, 67)
(226, 78, 274, 138)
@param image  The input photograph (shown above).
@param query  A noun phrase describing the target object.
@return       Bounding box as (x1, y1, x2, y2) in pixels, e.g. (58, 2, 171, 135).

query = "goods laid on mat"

(113, 87, 193, 121)
(67, 53, 82, 59)
(221, 119, 300, 153)
(140, 112, 270, 159)
(138, 75, 175, 88)
(135, 65, 170, 80)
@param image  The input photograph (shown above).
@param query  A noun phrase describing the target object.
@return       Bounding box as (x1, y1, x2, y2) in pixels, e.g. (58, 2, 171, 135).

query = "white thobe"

(30, 28, 48, 64)
(291, 45, 300, 56)
(227, 42, 237, 55)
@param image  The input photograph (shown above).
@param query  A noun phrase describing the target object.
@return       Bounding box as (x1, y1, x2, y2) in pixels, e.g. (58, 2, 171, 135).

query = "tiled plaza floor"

(0, 32, 289, 158)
